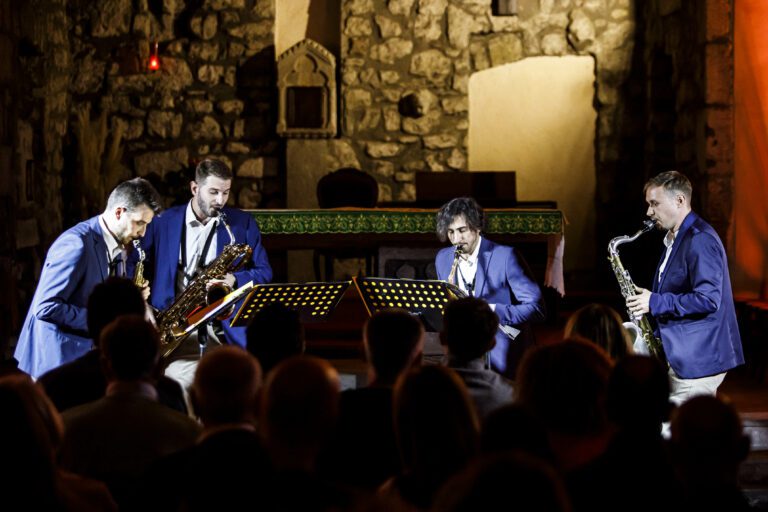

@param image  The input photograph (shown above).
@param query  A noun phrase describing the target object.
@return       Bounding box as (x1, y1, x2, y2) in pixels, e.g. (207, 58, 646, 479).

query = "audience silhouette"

(143, 346, 270, 511)
(245, 301, 305, 376)
(0, 374, 116, 511)
(380, 365, 480, 510)
(320, 308, 425, 490)
(441, 297, 514, 419)
(39, 277, 186, 414)
(58, 315, 200, 510)
(4, 291, 758, 511)
(564, 303, 633, 360)
(671, 395, 752, 511)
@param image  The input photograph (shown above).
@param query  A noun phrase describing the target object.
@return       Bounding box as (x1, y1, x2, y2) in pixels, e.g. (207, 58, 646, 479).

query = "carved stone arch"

(277, 38, 337, 138)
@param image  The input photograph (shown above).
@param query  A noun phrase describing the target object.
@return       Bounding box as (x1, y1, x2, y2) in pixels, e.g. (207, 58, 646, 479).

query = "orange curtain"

(732, 0, 768, 298)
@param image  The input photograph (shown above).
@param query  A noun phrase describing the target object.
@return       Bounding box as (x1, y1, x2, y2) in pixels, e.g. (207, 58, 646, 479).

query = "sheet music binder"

(230, 281, 352, 327)
(352, 277, 465, 332)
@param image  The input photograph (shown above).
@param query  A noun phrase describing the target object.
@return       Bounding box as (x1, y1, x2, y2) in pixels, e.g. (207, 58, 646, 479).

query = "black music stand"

(230, 281, 352, 326)
(352, 277, 465, 332)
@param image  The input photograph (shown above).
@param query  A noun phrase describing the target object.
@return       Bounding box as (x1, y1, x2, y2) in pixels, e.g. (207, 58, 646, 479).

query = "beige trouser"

(163, 323, 223, 417)
(661, 369, 726, 438)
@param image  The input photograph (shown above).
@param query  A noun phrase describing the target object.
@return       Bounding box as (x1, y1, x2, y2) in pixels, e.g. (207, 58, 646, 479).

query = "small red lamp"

(148, 42, 160, 72)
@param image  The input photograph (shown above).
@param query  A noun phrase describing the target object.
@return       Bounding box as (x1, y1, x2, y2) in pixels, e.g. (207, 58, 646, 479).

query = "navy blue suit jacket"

(649, 212, 743, 379)
(15, 216, 109, 378)
(436, 238, 545, 377)
(141, 204, 272, 347)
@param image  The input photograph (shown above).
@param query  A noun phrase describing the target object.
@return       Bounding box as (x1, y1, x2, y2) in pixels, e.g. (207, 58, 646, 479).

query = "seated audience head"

(246, 302, 305, 375)
(394, 365, 479, 480)
(606, 355, 671, 431)
(364, 308, 424, 385)
(99, 315, 160, 383)
(564, 303, 633, 361)
(0, 374, 64, 506)
(515, 338, 612, 437)
(670, 395, 750, 487)
(441, 297, 498, 363)
(87, 277, 145, 344)
(481, 403, 553, 463)
(191, 346, 262, 427)
(432, 453, 571, 512)
(259, 355, 340, 470)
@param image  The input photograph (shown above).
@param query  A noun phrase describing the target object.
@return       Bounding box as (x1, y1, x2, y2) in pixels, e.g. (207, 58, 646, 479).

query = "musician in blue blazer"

(628, 171, 743, 404)
(15, 178, 163, 378)
(435, 198, 545, 378)
(141, 159, 271, 389)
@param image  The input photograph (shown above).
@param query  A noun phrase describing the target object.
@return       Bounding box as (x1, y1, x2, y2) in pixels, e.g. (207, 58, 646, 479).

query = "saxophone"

(446, 246, 467, 298)
(447, 246, 463, 285)
(608, 220, 666, 362)
(155, 212, 253, 359)
(132, 239, 148, 288)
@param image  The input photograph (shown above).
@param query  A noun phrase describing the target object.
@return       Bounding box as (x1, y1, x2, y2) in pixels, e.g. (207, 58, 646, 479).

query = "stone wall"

(642, 0, 734, 238)
(66, 0, 279, 211)
(333, 0, 638, 207)
(6, 0, 72, 336)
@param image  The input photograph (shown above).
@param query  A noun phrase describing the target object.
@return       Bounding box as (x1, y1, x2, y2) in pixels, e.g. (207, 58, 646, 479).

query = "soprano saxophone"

(132, 239, 148, 288)
(608, 220, 666, 362)
(445, 246, 467, 298)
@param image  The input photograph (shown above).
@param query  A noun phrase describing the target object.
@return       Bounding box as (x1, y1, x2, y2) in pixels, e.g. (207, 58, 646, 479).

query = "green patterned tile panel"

(248, 209, 562, 235)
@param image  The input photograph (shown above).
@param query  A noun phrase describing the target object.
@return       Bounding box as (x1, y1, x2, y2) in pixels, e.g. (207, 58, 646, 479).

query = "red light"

(148, 42, 159, 71)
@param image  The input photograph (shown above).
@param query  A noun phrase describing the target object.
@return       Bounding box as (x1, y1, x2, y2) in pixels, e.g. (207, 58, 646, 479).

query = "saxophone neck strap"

(180, 219, 218, 276)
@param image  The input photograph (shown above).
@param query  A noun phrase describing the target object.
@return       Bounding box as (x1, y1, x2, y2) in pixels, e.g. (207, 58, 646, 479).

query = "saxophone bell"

(205, 281, 235, 320)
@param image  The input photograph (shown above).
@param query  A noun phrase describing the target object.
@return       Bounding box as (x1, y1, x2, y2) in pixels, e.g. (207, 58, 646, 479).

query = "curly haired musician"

(627, 171, 743, 405)
(434, 197, 545, 379)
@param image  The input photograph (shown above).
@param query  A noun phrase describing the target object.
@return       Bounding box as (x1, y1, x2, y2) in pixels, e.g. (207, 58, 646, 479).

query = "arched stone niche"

(277, 39, 336, 138)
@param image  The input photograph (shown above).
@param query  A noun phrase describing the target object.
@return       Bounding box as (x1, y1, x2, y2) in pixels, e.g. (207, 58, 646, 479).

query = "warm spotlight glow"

(148, 42, 159, 71)
(733, 1, 768, 298)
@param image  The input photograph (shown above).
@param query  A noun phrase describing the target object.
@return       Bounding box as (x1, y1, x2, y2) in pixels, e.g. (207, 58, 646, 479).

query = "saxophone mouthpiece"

(642, 219, 656, 232)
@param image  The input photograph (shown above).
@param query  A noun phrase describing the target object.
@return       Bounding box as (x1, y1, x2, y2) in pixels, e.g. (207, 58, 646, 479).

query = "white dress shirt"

(457, 235, 483, 296)
(178, 201, 218, 291)
(658, 229, 676, 282)
(99, 215, 126, 276)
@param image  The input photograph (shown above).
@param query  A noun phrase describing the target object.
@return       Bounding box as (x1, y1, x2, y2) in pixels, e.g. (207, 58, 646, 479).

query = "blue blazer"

(649, 212, 744, 379)
(436, 238, 545, 377)
(141, 204, 272, 347)
(15, 217, 109, 378)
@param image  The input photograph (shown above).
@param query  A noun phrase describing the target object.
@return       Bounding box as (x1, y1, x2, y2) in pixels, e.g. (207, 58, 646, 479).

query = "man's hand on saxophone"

(626, 285, 652, 317)
(207, 273, 236, 290)
(139, 282, 151, 301)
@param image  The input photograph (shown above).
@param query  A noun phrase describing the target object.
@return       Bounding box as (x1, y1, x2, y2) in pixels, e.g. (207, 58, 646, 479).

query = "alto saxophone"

(132, 239, 148, 288)
(155, 212, 253, 359)
(608, 220, 666, 362)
